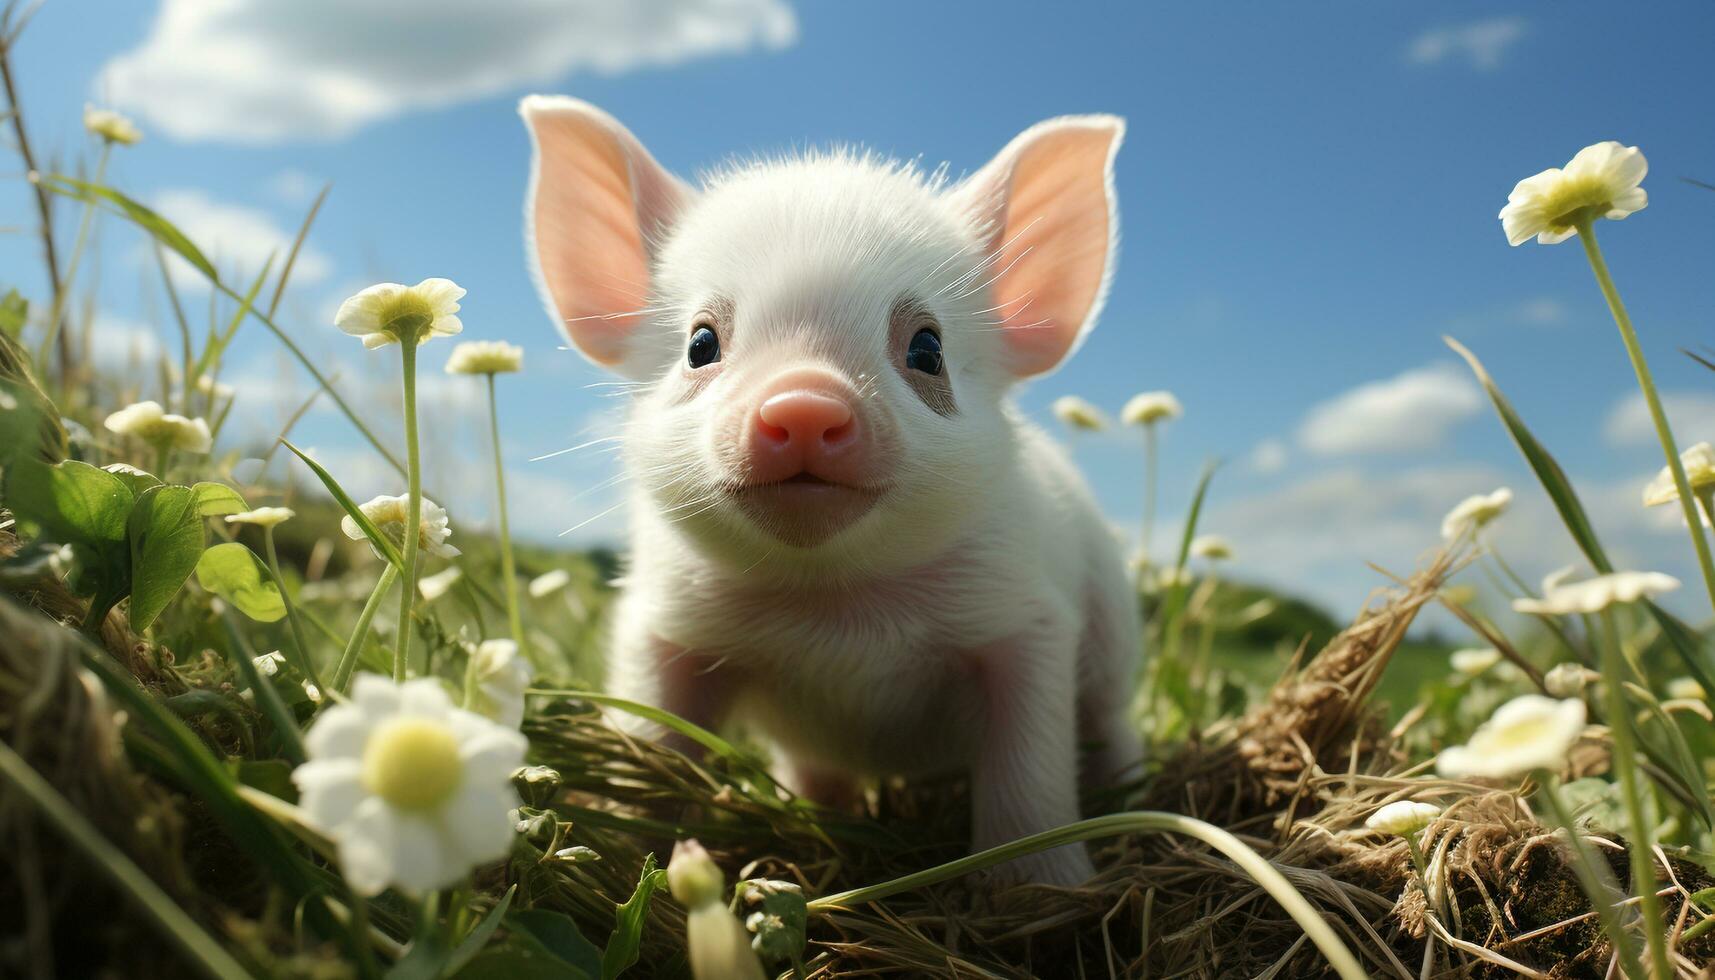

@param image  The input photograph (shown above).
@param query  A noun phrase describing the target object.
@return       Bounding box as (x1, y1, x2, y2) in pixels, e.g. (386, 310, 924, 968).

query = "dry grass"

(3, 541, 1713, 977)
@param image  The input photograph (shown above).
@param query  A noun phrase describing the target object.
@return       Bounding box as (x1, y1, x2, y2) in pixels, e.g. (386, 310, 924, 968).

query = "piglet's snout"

(741, 373, 872, 487)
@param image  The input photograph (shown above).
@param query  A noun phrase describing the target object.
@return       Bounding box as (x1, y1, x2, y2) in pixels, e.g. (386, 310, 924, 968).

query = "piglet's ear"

(520, 96, 693, 373)
(950, 116, 1124, 377)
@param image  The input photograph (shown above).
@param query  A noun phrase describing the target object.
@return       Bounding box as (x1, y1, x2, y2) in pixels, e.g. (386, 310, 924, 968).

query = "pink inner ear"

(974, 122, 1121, 377)
(524, 102, 686, 368)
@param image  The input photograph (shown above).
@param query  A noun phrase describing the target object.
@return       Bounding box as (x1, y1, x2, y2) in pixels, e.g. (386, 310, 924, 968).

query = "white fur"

(521, 100, 1140, 886)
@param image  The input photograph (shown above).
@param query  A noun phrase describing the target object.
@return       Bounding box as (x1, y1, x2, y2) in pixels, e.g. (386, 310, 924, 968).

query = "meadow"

(3, 20, 1715, 980)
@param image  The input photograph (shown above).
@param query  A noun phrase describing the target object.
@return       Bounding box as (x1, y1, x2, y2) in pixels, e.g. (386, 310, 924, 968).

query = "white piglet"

(520, 97, 1141, 885)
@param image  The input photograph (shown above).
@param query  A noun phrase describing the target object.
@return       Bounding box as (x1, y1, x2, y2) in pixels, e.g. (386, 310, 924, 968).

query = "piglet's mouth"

(731, 474, 886, 547)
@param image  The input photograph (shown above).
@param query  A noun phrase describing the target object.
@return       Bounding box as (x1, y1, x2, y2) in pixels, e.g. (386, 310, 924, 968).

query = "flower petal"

(335, 284, 407, 337)
(439, 781, 517, 868)
(303, 702, 374, 760)
(293, 758, 367, 829)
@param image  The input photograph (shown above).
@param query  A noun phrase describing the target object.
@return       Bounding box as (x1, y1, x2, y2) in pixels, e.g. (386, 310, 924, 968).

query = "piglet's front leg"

(966, 627, 1094, 887)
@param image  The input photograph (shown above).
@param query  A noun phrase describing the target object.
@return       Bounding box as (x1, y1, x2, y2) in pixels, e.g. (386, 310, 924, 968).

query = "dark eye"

(905, 328, 942, 376)
(687, 325, 720, 368)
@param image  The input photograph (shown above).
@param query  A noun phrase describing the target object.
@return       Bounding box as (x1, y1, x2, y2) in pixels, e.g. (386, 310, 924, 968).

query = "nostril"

(756, 418, 791, 444)
(822, 418, 855, 446)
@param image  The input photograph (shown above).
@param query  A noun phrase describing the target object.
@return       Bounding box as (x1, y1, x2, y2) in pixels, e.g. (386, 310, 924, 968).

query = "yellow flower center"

(377, 293, 437, 342)
(1485, 716, 1553, 751)
(1536, 174, 1616, 231)
(362, 718, 463, 810)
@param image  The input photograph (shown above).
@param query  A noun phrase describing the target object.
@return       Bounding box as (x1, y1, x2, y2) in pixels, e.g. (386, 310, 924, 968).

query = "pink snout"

(742, 375, 872, 487)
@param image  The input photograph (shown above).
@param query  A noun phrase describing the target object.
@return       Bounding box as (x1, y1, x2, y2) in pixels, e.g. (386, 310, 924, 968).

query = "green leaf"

(282, 439, 403, 568)
(602, 857, 665, 979)
(39, 175, 219, 282)
(195, 541, 285, 622)
(1448, 337, 1715, 695)
(102, 463, 163, 497)
(5, 458, 134, 544)
(191, 481, 248, 517)
(504, 910, 602, 978)
(127, 485, 205, 631)
(453, 941, 593, 980)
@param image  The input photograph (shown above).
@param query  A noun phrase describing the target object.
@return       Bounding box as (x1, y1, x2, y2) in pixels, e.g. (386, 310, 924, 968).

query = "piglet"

(520, 97, 1140, 885)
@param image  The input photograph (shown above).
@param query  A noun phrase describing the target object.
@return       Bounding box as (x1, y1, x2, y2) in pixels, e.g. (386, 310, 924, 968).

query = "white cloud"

(266, 168, 322, 204)
(88, 314, 164, 373)
(1297, 363, 1481, 455)
(151, 189, 332, 290)
(1182, 463, 1699, 631)
(1602, 390, 1715, 448)
(1407, 17, 1528, 70)
(99, 0, 799, 144)
(1508, 297, 1568, 327)
(1247, 438, 1288, 474)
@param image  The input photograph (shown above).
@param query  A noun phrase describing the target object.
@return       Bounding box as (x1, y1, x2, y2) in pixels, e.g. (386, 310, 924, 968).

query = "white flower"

(83, 104, 141, 145)
(467, 639, 533, 729)
(417, 566, 462, 602)
(335, 278, 465, 350)
(104, 401, 212, 453)
(1190, 534, 1232, 561)
(528, 568, 571, 599)
(1450, 647, 1501, 677)
(1120, 391, 1182, 426)
(1642, 442, 1715, 508)
(254, 651, 286, 678)
(1512, 570, 1680, 616)
(341, 493, 461, 558)
(226, 507, 295, 529)
(1051, 396, 1107, 432)
(1544, 663, 1598, 697)
(196, 374, 235, 400)
(1540, 566, 1579, 596)
(1154, 565, 1193, 591)
(1364, 800, 1442, 837)
(1500, 142, 1648, 246)
(668, 840, 765, 980)
(1440, 487, 1512, 540)
(291, 675, 526, 896)
(1667, 677, 1706, 701)
(445, 340, 523, 376)
(1436, 694, 1587, 779)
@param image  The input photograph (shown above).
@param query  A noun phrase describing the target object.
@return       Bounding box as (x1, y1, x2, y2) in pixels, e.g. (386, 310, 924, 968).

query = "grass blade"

(39, 174, 405, 477)
(40, 174, 217, 281)
(281, 439, 403, 570)
(1448, 336, 1715, 694)
(268, 183, 330, 320)
(0, 739, 253, 979)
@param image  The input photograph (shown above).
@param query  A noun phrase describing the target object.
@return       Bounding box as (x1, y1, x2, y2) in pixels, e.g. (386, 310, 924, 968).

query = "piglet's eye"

(905, 328, 942, 376)
(687, 325, 720, 368)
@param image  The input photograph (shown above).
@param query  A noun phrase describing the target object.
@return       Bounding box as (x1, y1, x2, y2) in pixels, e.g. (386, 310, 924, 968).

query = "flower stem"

(486, 375, 526, 653)
(332, 563, 398, 694)
(0, 739, 252, 980)
(1143, 424, 1158, 559)
(807, 811, 1367, 980)
(1578, 219, 1715, 616)
(263, 526, 324, 693)
(1597, 610, 1670, 978)
(394, 338, 423, 683)
(38, 141, 110, 386)
(1536, 770, 1645, 978)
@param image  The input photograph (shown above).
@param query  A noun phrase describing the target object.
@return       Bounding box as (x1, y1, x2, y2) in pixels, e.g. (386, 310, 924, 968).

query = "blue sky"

(5, 0, 1715, 620)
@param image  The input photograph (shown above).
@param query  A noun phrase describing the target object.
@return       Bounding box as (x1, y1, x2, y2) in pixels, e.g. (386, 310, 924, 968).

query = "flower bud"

(668, 839, 725, 908)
